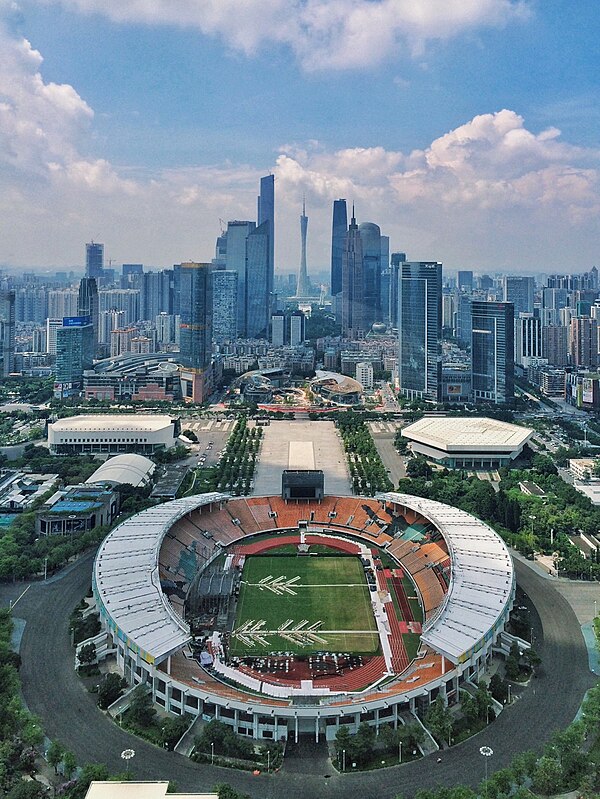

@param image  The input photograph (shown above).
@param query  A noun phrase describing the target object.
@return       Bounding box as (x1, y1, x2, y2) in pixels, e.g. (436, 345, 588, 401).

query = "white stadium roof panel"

(381, 492, 515, 663)
(93, 493, 227, 665)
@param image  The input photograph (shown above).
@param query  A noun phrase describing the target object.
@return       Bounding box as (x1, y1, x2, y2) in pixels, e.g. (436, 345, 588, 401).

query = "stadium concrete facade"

(92, 492, 515, 743)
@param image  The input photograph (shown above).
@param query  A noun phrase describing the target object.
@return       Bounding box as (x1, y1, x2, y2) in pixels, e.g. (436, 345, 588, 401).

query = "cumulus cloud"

(38, 0, 529, 70)
(1, 8, 599, 272)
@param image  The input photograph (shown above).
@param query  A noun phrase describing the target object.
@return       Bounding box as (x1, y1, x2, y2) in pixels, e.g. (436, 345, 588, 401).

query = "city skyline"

(0, 2, 599, 272)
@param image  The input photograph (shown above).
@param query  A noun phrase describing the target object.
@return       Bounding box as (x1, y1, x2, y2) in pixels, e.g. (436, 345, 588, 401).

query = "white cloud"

(1, 9, 599, 273)
(38, 0, 530, 71)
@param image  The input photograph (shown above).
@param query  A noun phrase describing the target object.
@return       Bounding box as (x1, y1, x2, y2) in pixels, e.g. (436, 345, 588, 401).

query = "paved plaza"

(252, 420, 351, 496)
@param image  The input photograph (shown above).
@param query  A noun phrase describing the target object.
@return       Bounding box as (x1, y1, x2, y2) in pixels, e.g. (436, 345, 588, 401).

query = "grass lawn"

(230, 555, 379, 657)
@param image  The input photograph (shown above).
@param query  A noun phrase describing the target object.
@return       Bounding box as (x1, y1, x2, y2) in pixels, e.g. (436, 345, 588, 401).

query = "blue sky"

(1, 0, 599, 273)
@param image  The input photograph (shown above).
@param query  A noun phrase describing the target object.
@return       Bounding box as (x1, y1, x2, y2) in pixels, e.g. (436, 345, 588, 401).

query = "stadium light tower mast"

(296, 196, 311, 297)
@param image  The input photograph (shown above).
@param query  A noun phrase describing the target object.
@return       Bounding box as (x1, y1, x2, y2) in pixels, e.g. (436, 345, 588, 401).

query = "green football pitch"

(229, 555, 380, 657)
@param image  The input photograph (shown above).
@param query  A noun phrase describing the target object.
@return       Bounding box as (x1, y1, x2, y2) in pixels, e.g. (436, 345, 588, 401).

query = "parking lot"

(180, 419, 236, 468)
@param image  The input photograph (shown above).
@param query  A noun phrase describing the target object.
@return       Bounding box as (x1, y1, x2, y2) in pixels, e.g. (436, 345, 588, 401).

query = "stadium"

(92, 471, 515, 743)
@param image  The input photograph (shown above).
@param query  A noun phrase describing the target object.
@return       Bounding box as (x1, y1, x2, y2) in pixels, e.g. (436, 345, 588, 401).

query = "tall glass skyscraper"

(55, 316, 94, 396)
(330, 199, 348, 297)
(398, 261, 442, 401)
(178, 262, 213, 371)
(471, 301, 515, 404)
(85, 241, 104, 280)
(212, 270, 238, 343)
(258, 174, 275, 311)
(245, 221, 270, 339)
(77, 277, 99, 358)
(503, 276, 534, 317)
(225, 220, 256, 335)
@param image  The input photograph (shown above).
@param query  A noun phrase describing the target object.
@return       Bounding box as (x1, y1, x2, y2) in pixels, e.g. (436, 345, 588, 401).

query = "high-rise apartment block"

(212, 270, 238, 343)
(570, 317, 598, 369)
(398, 261, 442, 402)
(0, 291, 16, 377)
(542, 325, 569, 367)
(515, 314, 542, 367)
(471, 301, 514, 404)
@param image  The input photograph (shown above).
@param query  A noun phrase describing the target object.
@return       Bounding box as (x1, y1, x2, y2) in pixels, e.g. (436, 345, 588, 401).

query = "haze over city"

(1, 0, 599, 271)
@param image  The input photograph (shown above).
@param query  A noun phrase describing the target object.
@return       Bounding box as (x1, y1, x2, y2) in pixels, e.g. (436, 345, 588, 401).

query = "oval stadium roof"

(86, 454, 156, 488)
(380, 492, 515, 664)
(93, 493, 228, 665)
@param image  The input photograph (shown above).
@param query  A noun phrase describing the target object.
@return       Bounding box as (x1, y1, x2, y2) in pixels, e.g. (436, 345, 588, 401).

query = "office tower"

(85, 241, 104, 280)
(212, 270, 238, 343)
(341, 211, 364, 338)
(99, 289, 140, 325)
(141, 269, 174, 320)
(258, 174, 275, 307)
(225, 220, 256, 334)
(389, 252, 406, 329)
(245, 222, 270, 339)
(570, 317, 598, 369)
(398, 261, 443, 402)
(478, 274, 494, 291)
(290, 310, 306, 346)
(77, 277, 99, 357)
(379, 235, 390, 322)
(46, 318, 63, 355)
(471, 301, 514, 404)
(515, 314, 542, 367)
(541, 288, 569, 326)
(48, 289, 79, 319)
(503, 276, 534, 317)
(121, 263, 143, 289)
(330, 199, 348, 296)
(110, 327, 134, 357)
(358, 221, 382, 329)
(542, 325, 569, 367)
(214, 233, 227, 268)
(178, 262, 213, 402)
(457, 271, 474, 294)
(0, 291, 16, 376)
(55, 316, 94, 394)
(271, 311, 286, 347)
(356, 361, 374, 390)
(296, 198, 310, 297)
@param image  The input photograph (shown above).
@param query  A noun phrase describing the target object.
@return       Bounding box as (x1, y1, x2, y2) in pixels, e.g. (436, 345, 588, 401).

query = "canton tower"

(296, 197, 311, 297)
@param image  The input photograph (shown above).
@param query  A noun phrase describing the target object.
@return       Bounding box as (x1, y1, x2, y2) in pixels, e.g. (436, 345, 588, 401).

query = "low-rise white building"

(48, 414, 179, 455)
(401, 416, 534, 469)
(569, 458, 598, 482)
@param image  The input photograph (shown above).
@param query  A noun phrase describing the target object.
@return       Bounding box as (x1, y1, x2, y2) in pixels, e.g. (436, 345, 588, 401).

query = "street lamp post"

(120, 749, 135, 773)
(342, 748, 346, 772)
(480, 746, 493, 798)
(398, 739, 402, 764)
(211, 742, 214, 766)
(529, 515, 536, 547)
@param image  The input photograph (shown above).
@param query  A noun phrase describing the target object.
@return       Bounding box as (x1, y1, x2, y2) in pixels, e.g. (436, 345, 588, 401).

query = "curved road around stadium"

(2, 553, 596, 799)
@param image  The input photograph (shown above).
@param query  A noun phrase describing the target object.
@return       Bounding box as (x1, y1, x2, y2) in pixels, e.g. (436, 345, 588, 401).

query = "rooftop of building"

(49, 414, 176, 433)
(86, 454, 156, 488)
(85, 782, 216, 799)
(402, 416, 533, 453)
(311, 370, 363, 394)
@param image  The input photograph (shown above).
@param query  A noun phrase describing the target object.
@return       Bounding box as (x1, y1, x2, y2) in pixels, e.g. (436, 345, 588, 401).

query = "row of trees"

(197, 418, 262, 496)
(337, 413, 394, 494)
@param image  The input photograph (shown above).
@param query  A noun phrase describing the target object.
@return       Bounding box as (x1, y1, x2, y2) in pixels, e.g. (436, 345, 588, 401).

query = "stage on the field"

(230, 555, 379, 657)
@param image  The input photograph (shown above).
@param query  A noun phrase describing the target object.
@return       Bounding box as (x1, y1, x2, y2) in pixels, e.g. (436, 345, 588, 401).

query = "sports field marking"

(243, 573, 368, 596)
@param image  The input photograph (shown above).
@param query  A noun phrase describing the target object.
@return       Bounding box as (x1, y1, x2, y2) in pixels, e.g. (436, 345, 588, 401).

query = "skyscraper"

(330, 199, 348, 297)
(0, 291, 16, 377)
(85, 242, 104, 280)
(212, 270, 238, 343)
(503, 276, 534, 317)
(358, 221, 382, 330)
(225, 220, 256, 335)
(471, 301, 514, 404)
(55, 316, 94, 396)
(141, 270, 174, 320)
(398, 262, 443, 402)
(570, 317, 598, 369)
(258, 174, 275, 311)
(341, 211, 364, 338)
(515, 314, 542, 367)
(296, 198, 311, 297)
(389, 252, 406, 329)
(178, 262, 213, 403)
(77, 277, 99, 358)
(245, 221, 270, 339)
(457, 271, 474, 293)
